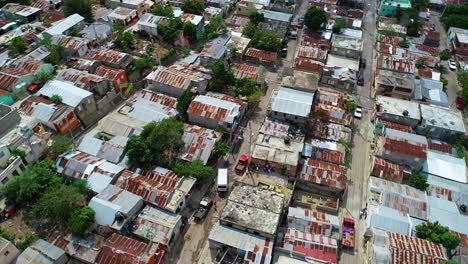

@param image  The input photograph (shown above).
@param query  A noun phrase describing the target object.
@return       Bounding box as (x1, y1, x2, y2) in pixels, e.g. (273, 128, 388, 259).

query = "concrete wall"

(416, 124, 464, 142)
(330, 46, 360, 59)
(381, 152, 424, 171)
(188, 113, 226, 130)
(378, 112, 420, 128)
(0, 156, 26, 187)
(150, 82, 184, 98)
(0, 105, 21, 138)
(268, 110, 307, 125)
(320, 75, 356, 92)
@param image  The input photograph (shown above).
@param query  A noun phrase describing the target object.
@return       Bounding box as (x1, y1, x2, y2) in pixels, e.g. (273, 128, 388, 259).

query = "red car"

(235, 154, 249, 173)
(456, 97, 465, 110)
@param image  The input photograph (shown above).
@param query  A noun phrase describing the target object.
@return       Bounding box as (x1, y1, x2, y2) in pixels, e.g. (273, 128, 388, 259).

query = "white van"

(217, 168, 228, 192)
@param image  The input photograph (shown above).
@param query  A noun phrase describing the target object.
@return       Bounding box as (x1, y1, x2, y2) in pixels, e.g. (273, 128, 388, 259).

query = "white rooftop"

(423, 151, 467, 183)
(44, 14, 84, 36)
(39, 80, 92, 108)
(419, 104, 466, 133)
(376, 95, 421, 120)
(270, 87, 314, 117)
(326, 54, 359, 71)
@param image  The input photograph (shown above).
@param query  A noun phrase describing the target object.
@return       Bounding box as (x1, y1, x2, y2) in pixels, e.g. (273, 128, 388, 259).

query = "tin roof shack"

(19, 96, 81, 135)
(377, 55, 415, 74)
(244, 48, 277, 67)
(226, 36, 251, 59)
(86, 48, 134, 70)
(96, 233, 164, 264)
(366, 205, 413, 236)
(50, 232, 105, 264)
(220, 184, 284, 239)
(298, 158, 347, 196)
(320, 66, 357, 92)
(232, 63, 266, 88)
(375, 70, 415, 100)
(132, 205, 183, 247)
(39, 80, 97, 127)
(56, 69, 110, 97)
(313, 103, 353, 126)
(116, 169, 196, 213)
(137, 13, 162, 37)
(368, 177, 428, 220)
(259, 9, 292, 28)
(377, 128, 428, 170)
(52, 35, 89, 58)
(286, 207, 339, 236)
(0, 236, 20, 264)
(208, 223, 274, 264)
(95, 65, 129, 91)
(181, 124, 217, 165)
(412, 78, 448, 108)
(1, 3, 41, 23)
(187, 93, 245, 131)
(330, 35, 362, 59)
(43, 14, 85, 37)
(80, 23, 112, 45)
(427, 195, 468, 235)
(78, 135, 128, 164)
(367, 230, 447, 264)
(308, 122, 352, 142)
(375, 96, 421, 128)
(423, 150, 467, 184)
(89, 184, 144, 233)
(199, 34, 230, 65)
(105, 0, 149, 14)
(145, 64, 210, 97)
(16, 239, 68, 264)
(371, 156, 407, 183)
(121, 89, 177, 124)
(276, 228, 338, 264)
(417, 104, 466, 141)
(268, 87, 314, 124)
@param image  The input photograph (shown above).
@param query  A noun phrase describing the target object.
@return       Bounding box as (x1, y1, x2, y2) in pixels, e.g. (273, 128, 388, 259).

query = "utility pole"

(248, 121, 252, 167)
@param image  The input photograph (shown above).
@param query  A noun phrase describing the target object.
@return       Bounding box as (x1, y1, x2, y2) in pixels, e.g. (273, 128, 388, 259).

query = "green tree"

(416, 221, 460, 259)
(416, 58, 426, 68)
(408, 171, 428, 191)
(439, 49, 450, 60)
(0, 161, 62, 205)
(63, 0, 93, 22)
(32, 185, 84, 224)
(250, 32, 282, 52)
(441, 260, 459, 264)
(183, 22, 198, 43)
(15, 234, 38, 251)
(68, 207, 95, 236)
(51, 95, 62, 104)
(213, 142, 229, 157)
(124, 118, 185, 168)
(304, 7, 326, 31)
(0, 0, 31, 7)
(332, 18, 346, 33)
(173, 160, 214, 180)
(67, 27, 81, 37)
(181, 0, 205, 15)
(234, 78, 258, 97)
(176, 88, 194, 114)
(242, 22, 257, 38)
(8, 36, 27, 56)
(10, 149, 26, 164)
(458, 70, 468, 103)
(48, 135, 73, 160)
(134, 56, 153, 73)
(204, 15, 226, 40)
(112, 23, 135, 50)
(36, 71, 54, 84)
(158, 18, 183, 43)
(399, 40, 409, 48)
(152, 4, 174, 17)
(145, 42, 155, 56)
(249, 12, 264, 25)
(38, 34, 63, 65)
(209, 60, 235, 92)
(434, 63, 448, 74)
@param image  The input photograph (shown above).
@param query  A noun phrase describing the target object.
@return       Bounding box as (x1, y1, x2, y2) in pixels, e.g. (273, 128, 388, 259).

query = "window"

(4, 251, 9, 256)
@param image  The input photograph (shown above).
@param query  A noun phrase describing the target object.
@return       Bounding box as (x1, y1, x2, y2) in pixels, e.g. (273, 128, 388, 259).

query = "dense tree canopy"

(304, 7, 326, 31)
(152, 4, 174, 17)
(416, 221, 460, 259)
(407, 171, 429, 191)
(8, 37, 27, 56)
(183, 22, 198, 43)
(124, 118, 185, 168)
(68, 207, 95, 235)
(250, 32, 282, 52)
(442, 4, 468, 29)
(63, 0, 93, 22)
(159, 18, 183, 43)
(242, 22, 257, 38)
(249, 12, 264, 25)
(181, 0, 205, 15)
(176, 88, 194, 115)
(173, 160, 214, 180)
(204, 15, 226, 40)
(47, 135, 73, 160)
(209, 60, 235, 92)
(112, 23, 135, 49)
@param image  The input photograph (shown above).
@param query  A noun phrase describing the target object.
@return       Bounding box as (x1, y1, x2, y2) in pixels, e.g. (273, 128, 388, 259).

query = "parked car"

(456, 97, 465, 110)
(354, 106, 362, 119)
(448, 60, 457, 71)
(360, 58, 366, 69)
(357, 75, 364, 86)
(298, 16, 305, 29)
(235, 154, 249, 173)
(27, 83, 43, 93)
(193, 197, 213, 222)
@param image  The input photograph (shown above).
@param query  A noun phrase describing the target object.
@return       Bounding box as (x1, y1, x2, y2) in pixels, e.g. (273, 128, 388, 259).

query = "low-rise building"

(0, 236, 20, 264)
(378, 128, 428, 170)
(375, 69, 415, 100)
(298, 158, 347, 194)
(146, 64, 210, 97)
(371, 156, 407, 183)
(180, 13, 205, 39)
(320, 66, 357, 92)
(220, 184, 284, 239)
(133, 205, 183, 247)
(188, 93, 245, 131)
(417, 104, 466, 140)
(377, 54, 415, 74)
(80, 22, 112, 45)
(56, 68, 109, 96)
(137, 13, 162, 37)
(96, 233, 164, 264)
(0, 148, 26, 187)
(231, 63, 266, 88)
(308, 122, 351, 142)
(423, 150, 467, 184)
(50, 232, 105, 264)
(107, 7, 139, 26)
(375, 96, 421, 128)
(448, 27, 468, 60)
(378, 0, 411, 16)
(78, 135, 127, 164)
(367, 206, 413, 236)
(377, 20, 407, 37)
(244, 48, 277, 67)
(313, 103, 353, 126)
(199, 34, 230, 65)
(16, 239, 68, 264)
(1, 3, 41, 23)
(330, 35, 362, 59)
(413, 78, 448, 108)
(267, 87, 314, 124)
(181, 124, 217, 165)
(42, 14, 85, 37)
(287, 207, 339, 236)
(89, 184, 144, 232)
(123, 89, 177, 123)
(86, 48, 134, 70)
(95, 65, 129, 91)
(53, 35, 90, 58)
(105, 0, 149, 14)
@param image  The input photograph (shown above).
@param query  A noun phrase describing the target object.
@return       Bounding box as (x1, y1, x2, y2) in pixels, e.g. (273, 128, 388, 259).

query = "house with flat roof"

(423, 151, 467, 184)
(16, 239, 68, 264)
(268, 87, 314, 124)
(375, 96, 421, 128)
(105, 0, 149, 14)
(137, 13, 162, 37)
(417, 104, 466, 140)
(107, 7, 139, 26)
(320, 66, 357, 92)
(375, 69, 415, 100)
(133, 205, 183, 247)
(220, 184, 284, 239)
(188, 93, 245, 131)
(330, 35, 362, 59)
(208, 223, 274, 264)
(378, 0, 411, 16)
(89, 184, 144, 233)
(43, 14, 85, 37)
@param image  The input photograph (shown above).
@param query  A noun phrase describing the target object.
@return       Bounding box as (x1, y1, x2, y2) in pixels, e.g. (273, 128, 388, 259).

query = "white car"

(448, 60, 457, 71)
(354, 106, 362, 119)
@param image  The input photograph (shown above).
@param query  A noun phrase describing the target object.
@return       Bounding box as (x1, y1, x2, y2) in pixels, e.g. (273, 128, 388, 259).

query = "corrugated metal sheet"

(86, 48, 129, 65)
(245, 48, 277, 62)
(270, 87, 314, 118)
(133, 205, 181, 246)
(371, 157, 405, 183)
(44, 14, 84, 36)
(96, 234, 150, 264)
(126, 89, 177, 123)
(369, 206, 411, 236)
(39, 80, 93, 107)
(287, 207, 338, 236)
(17, 239, 66, 264)
(299, 158, 347, 190)
(232, 63, 259, 82)
(388, 232, 447, 264)
(423, 150, 467, 183)
(188, 95, 241, 123)
(181, 124, 216, 165)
